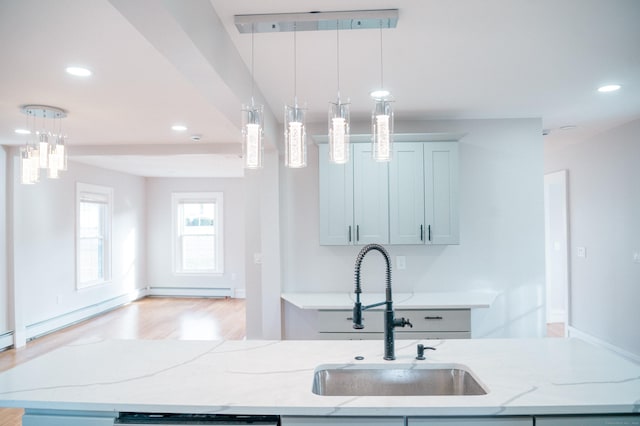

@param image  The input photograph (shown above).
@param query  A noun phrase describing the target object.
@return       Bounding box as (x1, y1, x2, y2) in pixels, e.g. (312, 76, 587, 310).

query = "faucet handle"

(395, 317, 413, 328)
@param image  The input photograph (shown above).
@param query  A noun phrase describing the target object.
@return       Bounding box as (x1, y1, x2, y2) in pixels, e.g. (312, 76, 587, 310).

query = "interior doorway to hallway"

(544, 170, 570, 337)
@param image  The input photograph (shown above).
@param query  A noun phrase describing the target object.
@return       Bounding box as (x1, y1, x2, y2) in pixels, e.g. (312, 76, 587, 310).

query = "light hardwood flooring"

(546, 322, 566, 338)
(0, 297, 246, 426)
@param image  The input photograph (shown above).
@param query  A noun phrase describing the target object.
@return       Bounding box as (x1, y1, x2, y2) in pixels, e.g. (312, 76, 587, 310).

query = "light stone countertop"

(281, 291, 498, 310)
(0, 338, 639, 417)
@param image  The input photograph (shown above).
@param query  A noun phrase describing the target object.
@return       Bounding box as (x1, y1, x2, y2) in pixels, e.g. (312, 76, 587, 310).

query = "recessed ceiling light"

(370, 89, 390, 99)
(14, 128, 31, 135)
(171, 125, 188, 131)
(597, 84, 621, 93)
(65, 66, 92, 77)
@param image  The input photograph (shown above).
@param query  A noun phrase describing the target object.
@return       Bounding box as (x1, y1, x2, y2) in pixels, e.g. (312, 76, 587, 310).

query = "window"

(76, 183, 113, 289)
(172, 192, 223, 274)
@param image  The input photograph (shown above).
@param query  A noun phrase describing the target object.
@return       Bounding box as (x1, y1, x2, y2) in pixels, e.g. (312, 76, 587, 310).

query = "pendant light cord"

(293, 24, 297, 105)
(250, 23, 255, 106)
(336, 21, 340, 101)
(379, 22, 384, 91)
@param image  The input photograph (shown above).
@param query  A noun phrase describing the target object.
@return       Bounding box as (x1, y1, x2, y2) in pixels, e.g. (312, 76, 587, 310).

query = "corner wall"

(545, 118, 640, 358)
(280, 118, 546, 339)
(9, 154, 147, 344)
(0, 146, 9, 346)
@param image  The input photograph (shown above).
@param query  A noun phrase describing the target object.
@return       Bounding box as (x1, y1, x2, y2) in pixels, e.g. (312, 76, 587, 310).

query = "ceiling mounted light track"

(234, 9, 398, 33)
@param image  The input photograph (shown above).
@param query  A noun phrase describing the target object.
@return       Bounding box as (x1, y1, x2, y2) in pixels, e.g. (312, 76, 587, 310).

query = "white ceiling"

(1, 0, 639, 177)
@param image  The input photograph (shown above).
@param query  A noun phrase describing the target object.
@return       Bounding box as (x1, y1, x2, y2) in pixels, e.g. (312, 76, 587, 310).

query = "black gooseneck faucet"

(352, 243, 412, 360)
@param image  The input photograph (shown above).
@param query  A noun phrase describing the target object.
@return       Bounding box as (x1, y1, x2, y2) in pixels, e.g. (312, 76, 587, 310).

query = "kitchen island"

(0, 338, 638, 424)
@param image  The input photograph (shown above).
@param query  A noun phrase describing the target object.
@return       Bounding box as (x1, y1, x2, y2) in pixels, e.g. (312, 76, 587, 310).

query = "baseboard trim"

(147, 287, 232, 298)
(568, 326, 640, 364)
(234, 288, 246, 299)
(26, 288, 147, 341)
(0, 331, 14, 352)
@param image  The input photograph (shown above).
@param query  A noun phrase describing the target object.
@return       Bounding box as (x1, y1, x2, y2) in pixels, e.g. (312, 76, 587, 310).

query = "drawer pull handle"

(424, 316, 443, 320)
(346, 317, 353, 321)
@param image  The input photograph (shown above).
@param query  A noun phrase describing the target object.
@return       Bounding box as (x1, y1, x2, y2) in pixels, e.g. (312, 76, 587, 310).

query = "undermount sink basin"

(312, 363, 488, 396)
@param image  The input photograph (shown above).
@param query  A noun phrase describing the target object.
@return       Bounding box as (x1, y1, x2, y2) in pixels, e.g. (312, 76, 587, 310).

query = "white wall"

(281, 118, 546, 339)
(545, 118, 640, 358)
(10, 155, 147, 342)
(0, 146, 9, 337)
(145, 177, 245, 296)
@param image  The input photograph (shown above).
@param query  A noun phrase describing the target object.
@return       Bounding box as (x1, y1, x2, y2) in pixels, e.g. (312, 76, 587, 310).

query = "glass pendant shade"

(372, 98, 393, 162)
(20, 147, 36, 184)
(242, 104, 264, 169)
(284, 103, 307, 168)
(328, 101, 350, 164)
(38, 132, 49, 169)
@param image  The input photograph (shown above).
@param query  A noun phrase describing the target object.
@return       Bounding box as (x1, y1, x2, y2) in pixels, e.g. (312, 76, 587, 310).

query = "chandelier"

(19, 105, 69, 184)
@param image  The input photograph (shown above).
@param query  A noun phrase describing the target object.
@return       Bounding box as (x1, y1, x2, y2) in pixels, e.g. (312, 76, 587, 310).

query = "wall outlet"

(576, 246, 587, 258)
(396, 256, 406, 270)
(253, 253, 262, 264)
(633, 252, 640, 264)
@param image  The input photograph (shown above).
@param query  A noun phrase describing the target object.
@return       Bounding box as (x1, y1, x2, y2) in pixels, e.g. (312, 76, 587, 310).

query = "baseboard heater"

(146, 287, 232, 298)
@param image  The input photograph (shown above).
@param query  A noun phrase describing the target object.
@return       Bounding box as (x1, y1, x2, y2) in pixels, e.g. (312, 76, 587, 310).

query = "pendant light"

(19, 105, 69, 184)
(371, 22, 393, 162)
(241, 24, 264, 169)
(328, 22, 350, 164)
(284, 25, 307, 168)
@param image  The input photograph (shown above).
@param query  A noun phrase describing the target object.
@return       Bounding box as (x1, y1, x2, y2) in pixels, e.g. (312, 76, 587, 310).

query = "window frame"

(76, 182, 113, 289)
(171, 192, 224, 276)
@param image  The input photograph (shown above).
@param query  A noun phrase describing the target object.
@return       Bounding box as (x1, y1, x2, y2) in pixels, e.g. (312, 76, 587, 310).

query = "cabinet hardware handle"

(424, 316, 443, 320)
(420, 224, 424, 241)
(346, 317, 353, 321)
(428, 224, 431, 241)
(348, 226, 352, 243)
(356, 225, 360, 242)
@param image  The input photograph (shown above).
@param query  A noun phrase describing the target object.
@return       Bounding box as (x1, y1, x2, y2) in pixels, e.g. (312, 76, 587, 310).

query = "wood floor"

(546, 322, 566, 338)
(0, 297, 246, 426)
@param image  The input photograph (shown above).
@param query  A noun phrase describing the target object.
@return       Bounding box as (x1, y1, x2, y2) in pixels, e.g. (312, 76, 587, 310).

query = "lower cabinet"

(22, 409, 117, 426)
(535, 415, 640, 425)
(282, 417, 403, 426)
(409, 417, 532, 425)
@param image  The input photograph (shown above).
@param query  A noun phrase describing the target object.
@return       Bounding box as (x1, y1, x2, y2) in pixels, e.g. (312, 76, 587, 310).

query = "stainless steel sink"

(312, 363, 488, 396)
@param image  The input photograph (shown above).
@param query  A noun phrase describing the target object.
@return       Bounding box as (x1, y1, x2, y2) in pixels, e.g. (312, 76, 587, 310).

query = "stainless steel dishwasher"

(115, 413, 279, 425)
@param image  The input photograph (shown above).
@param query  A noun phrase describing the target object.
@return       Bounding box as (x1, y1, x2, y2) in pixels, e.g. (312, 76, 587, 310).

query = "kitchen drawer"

(318, 331, 470, 340)
(399, 309, 471, 332)
(317, 310, 384, 332)
(317, 309, 470, 333)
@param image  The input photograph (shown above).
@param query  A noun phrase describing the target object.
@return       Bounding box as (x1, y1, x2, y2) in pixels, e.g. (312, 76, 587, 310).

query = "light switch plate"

(633, 252, 640, 263)
(576, 246, 587, 258)
(396, 256, 406, 270)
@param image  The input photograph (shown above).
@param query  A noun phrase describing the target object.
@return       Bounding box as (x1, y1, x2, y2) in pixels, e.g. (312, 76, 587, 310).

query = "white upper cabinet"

(353, 143, 389, 245)
(389, 143, 425, 244)
(318, 144, 354, 245)
(319, 140, 458, 246)
(425, 142, 459, 245)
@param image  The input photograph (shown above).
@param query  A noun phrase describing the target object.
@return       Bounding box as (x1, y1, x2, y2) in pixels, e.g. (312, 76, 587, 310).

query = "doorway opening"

(544, 170, 569, 337)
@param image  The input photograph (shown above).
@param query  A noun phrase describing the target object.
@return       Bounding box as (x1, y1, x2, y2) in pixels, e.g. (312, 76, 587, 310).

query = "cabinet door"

(535, 415, 640, 425)
(424, 142, 459, 245)
(282, 417, 404, 426)
(319, 144, 354, 245)
(409, 417, 532, 425)
(353, 144, 389, 244)
(389, 143, 425, 244)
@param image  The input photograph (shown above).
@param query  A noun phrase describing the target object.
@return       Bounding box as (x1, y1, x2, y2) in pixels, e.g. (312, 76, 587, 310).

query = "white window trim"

(76, 182, 113, 289)
(171, 192, 224, 276)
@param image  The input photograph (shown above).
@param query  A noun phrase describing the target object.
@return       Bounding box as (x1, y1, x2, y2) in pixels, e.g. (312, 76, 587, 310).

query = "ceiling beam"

(108, 0, 279, 151)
